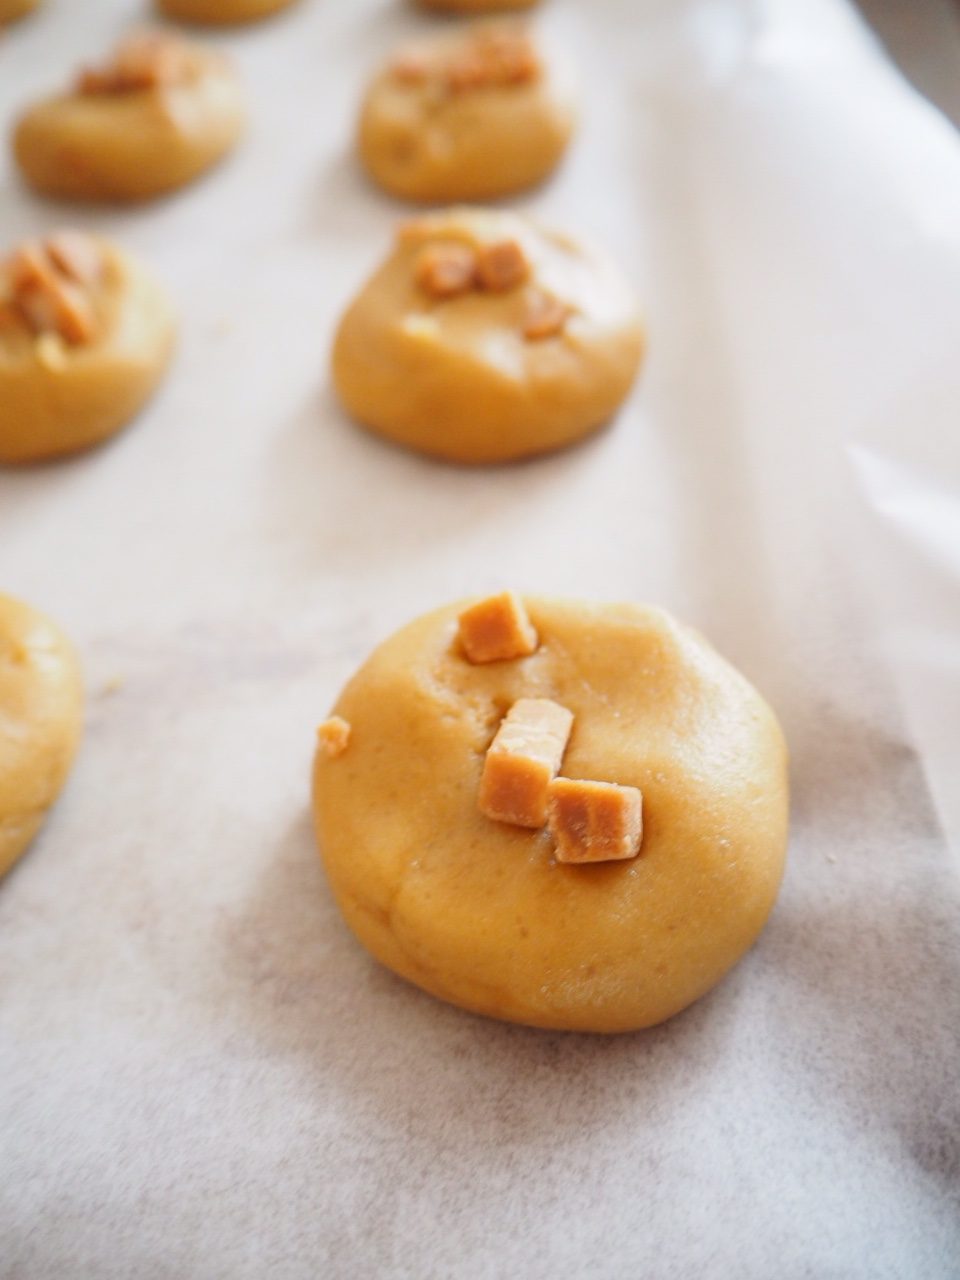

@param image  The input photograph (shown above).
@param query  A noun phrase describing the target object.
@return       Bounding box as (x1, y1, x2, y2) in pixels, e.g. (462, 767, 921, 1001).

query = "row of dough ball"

(2, 3, 789, 1034)
(9, 22, 574, 205)
(2, 585, 789, 1035)
(0, 209, 643, 465)
(0, 0, 540, 27)
(1, 23, 631, 464)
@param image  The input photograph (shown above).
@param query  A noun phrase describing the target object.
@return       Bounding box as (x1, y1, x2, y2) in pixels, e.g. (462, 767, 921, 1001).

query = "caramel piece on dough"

(479, 697, 573, 828)
(547, 777, 643, 863)
(458, 591, 539, 665)
(317, 716, 351, 759)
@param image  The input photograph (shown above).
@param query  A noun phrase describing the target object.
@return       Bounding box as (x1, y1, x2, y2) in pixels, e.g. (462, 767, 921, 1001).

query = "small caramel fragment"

(547, 778, 643, 864)
(479, 698, 573, 828)
(391, 52, 430, 85)
(45, 231, 103, 287)
(317, 716, 351, 759)
(458, 591, 538, 665)
(523, 290, 571, 341)
(475, 239, 530, 293)
(5, 244, 97, 346)
(416, 243, 478, 300)
(445, 28, 540, 93)
(76, 33, 195, 96)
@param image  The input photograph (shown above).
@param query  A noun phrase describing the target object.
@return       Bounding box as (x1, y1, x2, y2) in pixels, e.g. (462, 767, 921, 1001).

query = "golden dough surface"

(12, 44, 245, 202)
(157, 0, 297, 24)
(359, 23, 575, 202)
(0, 238, 175, 464)
(418, 0, 539, 12)
(0, 0, 39, 23)
(332, 208, 645, 464)
(312, 598, 790, 1034)
(0, 595, 83, 879)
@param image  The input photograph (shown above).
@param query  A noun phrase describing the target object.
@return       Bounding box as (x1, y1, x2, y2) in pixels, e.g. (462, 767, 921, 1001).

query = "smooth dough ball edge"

(417, 0, 540, 12)
(0, 595, 83, 878)
(312, 598, 790, 1034)
(156, 0, 297, 25)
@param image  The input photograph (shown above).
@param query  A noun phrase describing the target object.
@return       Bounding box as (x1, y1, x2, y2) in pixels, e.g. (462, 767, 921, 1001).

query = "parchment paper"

(1, 1, 959, 1276)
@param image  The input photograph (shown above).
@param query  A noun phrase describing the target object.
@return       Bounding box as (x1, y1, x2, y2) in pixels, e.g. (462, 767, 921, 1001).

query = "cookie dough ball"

(417, 0, 539, 13)
(12, 31, 245, 202)
(333, 209, 644, 464)
(0, 595, 83, 879)
(0, 231, 175, 463)
(156, 0, 297, 24)
(313, 597, 789, 1033)
(359, 22, 575, 202)
(0, 0, 40, 23)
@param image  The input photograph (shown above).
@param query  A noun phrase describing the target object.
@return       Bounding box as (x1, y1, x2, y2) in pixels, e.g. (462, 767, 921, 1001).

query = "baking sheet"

(1, 1, 959, 1276)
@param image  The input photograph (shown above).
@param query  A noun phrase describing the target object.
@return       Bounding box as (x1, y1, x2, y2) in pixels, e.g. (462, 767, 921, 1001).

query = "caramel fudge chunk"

(317, 716, 351, 759)
(523, 289, 571, 341)
(443, 26, 541, 93)
(458, 592, 538, 664)
(415, 243, 477, 300)
(548, 777, 643, 864)
(475, 239, 530, 293)
(2, 236, 104, 346)
(76, 32, 200, 95)
(479, 698, 573, 828)
(44, 232, 104, 286)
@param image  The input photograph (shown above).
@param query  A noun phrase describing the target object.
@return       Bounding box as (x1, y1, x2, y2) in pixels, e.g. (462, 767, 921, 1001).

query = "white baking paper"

(1, 1, 958, 1276)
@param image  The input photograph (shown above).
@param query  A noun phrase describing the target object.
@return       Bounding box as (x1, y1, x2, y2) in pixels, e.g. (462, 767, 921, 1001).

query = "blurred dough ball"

(332, 207, 645, 464)
(359, 21, 575, 203)
(0, 231, 175, 463)
(156, 0, 297, 25)
(0, 0, 39, 23)
(0, 594, 83, 879)
(12, 31, 245, 202)
(417, 0, 540, 13)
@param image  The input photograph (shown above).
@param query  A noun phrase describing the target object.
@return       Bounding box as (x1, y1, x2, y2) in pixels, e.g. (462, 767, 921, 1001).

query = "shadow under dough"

(214, 810, 753, 1153)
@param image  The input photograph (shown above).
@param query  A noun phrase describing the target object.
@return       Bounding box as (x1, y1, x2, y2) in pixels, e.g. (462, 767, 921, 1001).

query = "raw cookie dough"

(0, 0, 39, 23)
(312, 597, 790, 1034)
(12, 31, 245, 202)
(0, 595, 83, 879)
(332, 208, 645, 464)
(359, 22, 575, 202)
(417, 1, 540, 13)
(156, 0, 297, 25)
(0, 231, 175, 463)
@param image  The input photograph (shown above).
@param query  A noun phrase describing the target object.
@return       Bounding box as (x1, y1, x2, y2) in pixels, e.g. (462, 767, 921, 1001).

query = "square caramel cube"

(458, 591, 539, 665)
(479, 698, 574, 828)
(547, 777, 643, 863)
(317, 715, 351, 758)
